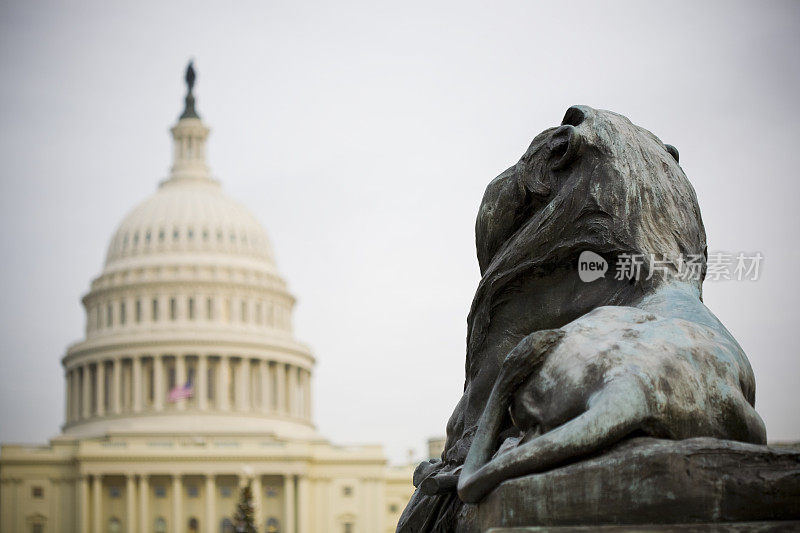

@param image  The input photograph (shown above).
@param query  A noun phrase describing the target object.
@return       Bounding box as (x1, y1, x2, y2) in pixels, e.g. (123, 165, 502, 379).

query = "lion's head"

(468, 105, 707, 353)
(476, 105, 707, 290)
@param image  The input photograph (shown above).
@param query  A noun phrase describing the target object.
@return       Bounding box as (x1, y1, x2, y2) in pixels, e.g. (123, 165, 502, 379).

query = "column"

(373, 479, 385, 533)
(49, 478, 61, 529)
(286, 365, 296, 417)
(65, 371, 72, 423)
(176, 355, 186, 411)
(133, 356, 143, 412)
(294, 368, 302, 418)
(300, 368, 307, 419)
(67, 370, 74, 422)
(259, 361, 269, 413)
(172, 475, 182, 533)
(283, 474, 296, 533)
(92, 474, 102, 533)
(198, 355, 208, 411)
(139, 475, 149, 533)
(306, 370, 314, 422)
(78, 476, 89, 533)
(96, 361, 105, 416)
(252, 475, 263, 531)
(1, 478, 16, 533)
(126, 474, 136, 533)
(320, 479, 331, 533)
(154, 355, 164, 411)
(12, 479, 22, 532)
(218, 356, 230, 411)
(112, 358, 122, 414)
(268, 363, 277, 413)
(205, 475, 215, 533)
(236, 358, 249, 411)
(75, 369, 82, 420)
(297, 476, 309, 533)
(82, 366, 91, 419)
(276, 364, 286, 415)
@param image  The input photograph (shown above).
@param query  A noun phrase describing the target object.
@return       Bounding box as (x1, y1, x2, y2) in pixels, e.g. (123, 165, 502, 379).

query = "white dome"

(105, 178, 275, 268)
(61, 96, 316, 441)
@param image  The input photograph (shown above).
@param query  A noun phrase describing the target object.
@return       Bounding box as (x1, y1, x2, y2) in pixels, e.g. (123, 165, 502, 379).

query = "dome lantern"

(167, 61, 213, 184)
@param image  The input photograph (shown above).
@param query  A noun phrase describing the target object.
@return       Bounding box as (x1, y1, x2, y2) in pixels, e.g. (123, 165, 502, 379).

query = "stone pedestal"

(457, 438, 800, 532)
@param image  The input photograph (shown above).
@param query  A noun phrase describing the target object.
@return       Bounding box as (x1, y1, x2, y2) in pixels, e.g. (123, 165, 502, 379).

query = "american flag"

(168, 380, 193, 402)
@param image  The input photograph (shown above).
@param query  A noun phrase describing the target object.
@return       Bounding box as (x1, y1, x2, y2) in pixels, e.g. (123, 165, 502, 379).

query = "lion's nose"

(562, 105, 590, 127)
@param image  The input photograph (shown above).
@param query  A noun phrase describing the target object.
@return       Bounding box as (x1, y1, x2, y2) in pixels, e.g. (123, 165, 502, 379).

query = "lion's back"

(531, 305, 756, 438)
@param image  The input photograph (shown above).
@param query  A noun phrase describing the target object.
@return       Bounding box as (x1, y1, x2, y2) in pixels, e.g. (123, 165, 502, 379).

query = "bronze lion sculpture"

(398, 105, 765, 531)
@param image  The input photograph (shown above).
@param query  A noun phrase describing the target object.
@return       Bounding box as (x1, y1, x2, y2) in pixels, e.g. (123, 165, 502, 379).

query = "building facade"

(0, 66, 414, 533)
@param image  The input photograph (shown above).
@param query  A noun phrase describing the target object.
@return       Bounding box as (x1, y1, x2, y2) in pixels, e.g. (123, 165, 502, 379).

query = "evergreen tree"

(233, 480, 257, 533)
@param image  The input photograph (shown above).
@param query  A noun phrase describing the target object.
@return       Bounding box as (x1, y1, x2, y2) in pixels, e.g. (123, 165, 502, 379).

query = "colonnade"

(85, 293, 293, 336)
(65, 354, 312, 425)
(75, 472, 306, 533)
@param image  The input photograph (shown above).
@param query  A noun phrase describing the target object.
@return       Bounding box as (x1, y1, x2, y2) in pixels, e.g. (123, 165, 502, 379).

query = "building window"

(120, 301, 126, 325)
(188, 298, 195, 320)
(109, 486, 122, 498)
(188, 517, 199, 533)
(207, 366, 215, 401)
(155, 486, 167, 498)
(202, 229, 209, 241)
(265, 518, 279, 533)
(220, 486, 233, 498)
(107, 303, 113, 327)
(265, 486, 277, 498)
(344, 523, 353, 533)
(96, 305, 102, 329)
(32, 525, 44, 533)
(206, 297, 214, 320)
(152, 299, 159, 321)
(187, 485, 199, 498)
(389, 503, 399, 513)
(154, 517, 167, 533)
(170, 298, 177, 320)
(31, 486, 44, 498)
(241, 301, 248, 323)
(135, 299, 142, 323)
(342, 486, 353, 496)
(173, 228, 179, 241)
(145, 231, 151, 244)
(159, 229, 165, 242)
(109, 517, 121, 533)
(187, 228, 194, 241)
(221, 518, 234, 533)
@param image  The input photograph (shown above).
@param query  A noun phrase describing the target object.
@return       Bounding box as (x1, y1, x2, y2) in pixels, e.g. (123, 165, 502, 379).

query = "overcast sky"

(1, 1, 798, 463)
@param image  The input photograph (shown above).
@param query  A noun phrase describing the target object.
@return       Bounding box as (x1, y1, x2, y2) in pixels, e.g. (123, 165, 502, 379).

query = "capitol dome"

(61, 65, 316, 441)
(105, 178, 276, 268)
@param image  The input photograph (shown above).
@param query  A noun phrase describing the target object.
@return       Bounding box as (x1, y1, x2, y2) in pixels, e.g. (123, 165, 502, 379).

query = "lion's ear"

(562, 106, 588, 127)
(551, 125, 583, 170)
(665, 144, 679, 163)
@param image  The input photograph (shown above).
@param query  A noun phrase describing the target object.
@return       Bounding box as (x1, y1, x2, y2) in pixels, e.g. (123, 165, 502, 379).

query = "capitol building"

(0, 65, 416, 533)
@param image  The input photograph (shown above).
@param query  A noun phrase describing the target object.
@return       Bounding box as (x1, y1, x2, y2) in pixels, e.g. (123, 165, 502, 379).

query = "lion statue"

(397, 105, 766, 531)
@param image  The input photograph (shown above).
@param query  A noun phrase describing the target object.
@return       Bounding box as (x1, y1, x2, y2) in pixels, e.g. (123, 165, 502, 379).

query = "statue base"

(456, 437, 800, 532)
(485, 523, 800, 532)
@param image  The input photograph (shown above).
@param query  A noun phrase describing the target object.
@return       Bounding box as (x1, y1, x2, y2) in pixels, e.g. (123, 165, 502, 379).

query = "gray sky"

(1, 0, 798, 463)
